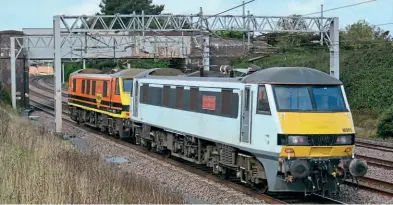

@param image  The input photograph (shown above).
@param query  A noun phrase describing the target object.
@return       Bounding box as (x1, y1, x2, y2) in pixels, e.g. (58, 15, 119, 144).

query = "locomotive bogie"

(69, 105, 131, 138)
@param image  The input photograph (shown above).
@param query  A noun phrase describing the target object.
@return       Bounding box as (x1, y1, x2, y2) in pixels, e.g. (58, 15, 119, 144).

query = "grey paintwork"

(135, 67, 343, 85)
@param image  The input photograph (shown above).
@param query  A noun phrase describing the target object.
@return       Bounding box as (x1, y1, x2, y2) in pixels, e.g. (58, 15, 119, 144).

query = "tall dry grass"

(0, 109, 184, 204)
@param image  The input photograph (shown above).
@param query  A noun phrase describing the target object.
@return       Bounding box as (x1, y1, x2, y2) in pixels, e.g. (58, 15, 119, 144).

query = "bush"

(0, 83, 11, 105)
(376, 106, 393, 139)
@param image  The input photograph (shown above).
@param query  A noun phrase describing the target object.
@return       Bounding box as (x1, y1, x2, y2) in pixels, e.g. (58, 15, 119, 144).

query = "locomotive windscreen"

(273, 85, 347, 112)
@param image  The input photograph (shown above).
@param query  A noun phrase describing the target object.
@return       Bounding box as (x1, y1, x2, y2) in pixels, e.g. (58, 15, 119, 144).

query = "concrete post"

(247, 10, 251, 51)
(62, 63, 65, 84)
(10, 37, 16, 109)
(329, 17, 339, 79)
(54, 15, 62, 133)
(203, 35, 210, 71)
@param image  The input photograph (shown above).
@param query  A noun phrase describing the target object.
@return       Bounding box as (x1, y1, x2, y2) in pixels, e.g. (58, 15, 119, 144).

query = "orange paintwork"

(68, 74, 124, 113)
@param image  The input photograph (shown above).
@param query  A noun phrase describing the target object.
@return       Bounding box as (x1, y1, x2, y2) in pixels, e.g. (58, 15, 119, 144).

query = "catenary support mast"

(330, 17, 339, 79)
(10, 38, 16, 109)
(54, 16, 62, 133)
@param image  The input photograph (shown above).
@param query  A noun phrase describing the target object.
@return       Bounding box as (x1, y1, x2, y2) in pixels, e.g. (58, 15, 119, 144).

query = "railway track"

(29, 75, 345, 204)
(356, 155, 393, 170)
(350, 176, 393, 197)
(355, 141, 393, 153)
(30, 75, 68, 98)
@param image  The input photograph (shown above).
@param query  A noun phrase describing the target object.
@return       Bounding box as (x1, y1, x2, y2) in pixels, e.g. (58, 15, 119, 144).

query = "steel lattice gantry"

(11, 13, 339, 133)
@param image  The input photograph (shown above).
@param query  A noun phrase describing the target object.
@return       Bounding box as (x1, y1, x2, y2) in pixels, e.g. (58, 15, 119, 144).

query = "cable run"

(301, 0, 378, 16)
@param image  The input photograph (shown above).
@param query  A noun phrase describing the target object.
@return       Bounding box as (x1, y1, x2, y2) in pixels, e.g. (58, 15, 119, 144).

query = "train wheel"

(163, 149, 171, 158)
(253, 179, 268, 193)
(108, 127, 115, 137)
(146, 141, 152, 151)
(100, 126, 106, 133)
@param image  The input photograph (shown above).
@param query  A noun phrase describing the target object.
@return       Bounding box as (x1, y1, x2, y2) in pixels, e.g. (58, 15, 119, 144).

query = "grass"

(0, 108, 184, 204)
(352, 109, 379, 138)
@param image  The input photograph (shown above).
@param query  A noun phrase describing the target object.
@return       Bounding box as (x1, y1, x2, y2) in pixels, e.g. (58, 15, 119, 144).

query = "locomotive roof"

(242, 67, 343, 85)
(70, 68, 154, 78)
(135, 67, 343, 85)
(70, 68, 184, 79)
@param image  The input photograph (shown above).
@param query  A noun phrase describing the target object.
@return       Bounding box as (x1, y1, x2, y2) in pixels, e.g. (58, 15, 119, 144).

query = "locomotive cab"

(241, 67, 368, 195)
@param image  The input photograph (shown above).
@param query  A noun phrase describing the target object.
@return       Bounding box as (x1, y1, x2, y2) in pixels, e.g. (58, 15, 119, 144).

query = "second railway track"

(355, 141, 393, 153)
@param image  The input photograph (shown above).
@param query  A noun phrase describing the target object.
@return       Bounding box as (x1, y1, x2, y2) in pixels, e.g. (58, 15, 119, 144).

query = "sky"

(1, 0, 393, 32)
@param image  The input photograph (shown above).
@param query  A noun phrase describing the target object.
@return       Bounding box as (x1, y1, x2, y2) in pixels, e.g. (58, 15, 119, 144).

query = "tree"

(213, 31, 244, 39)
(277, 14, 308, 31)
(99, 0, 164, 15)
(341, 20, 391, 50)
(274, 14, 313, 51)
(83, 0, 165, 29)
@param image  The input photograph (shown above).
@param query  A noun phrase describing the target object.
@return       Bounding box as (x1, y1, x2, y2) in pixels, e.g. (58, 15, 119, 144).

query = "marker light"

(336, 135, 353, 145)
(288, 136, 310, 145)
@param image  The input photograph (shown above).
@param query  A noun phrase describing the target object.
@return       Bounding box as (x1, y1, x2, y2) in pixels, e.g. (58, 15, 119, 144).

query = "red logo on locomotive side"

(202, 96, 216, 110)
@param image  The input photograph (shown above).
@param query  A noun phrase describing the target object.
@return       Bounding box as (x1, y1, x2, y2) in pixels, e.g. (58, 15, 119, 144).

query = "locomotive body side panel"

(132, 78, 245, 147)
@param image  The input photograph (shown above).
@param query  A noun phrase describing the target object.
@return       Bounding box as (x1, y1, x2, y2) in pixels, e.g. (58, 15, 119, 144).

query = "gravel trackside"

(28, 111, 265, 204)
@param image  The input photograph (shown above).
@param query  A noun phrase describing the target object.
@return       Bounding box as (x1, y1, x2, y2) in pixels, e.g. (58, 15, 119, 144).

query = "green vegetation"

(0, 109, 184, 203)
(0, 83, 11, 106)
(376, 106, 393, 139)
(232, 20, 393, 139)
(98, 0, 164, 15)
(213, 31, 245, 39)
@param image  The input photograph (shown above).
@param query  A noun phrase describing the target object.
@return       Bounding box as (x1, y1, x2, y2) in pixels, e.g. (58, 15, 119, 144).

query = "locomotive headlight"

(288, 136, 310, 145)
(335, 135, 353, 145)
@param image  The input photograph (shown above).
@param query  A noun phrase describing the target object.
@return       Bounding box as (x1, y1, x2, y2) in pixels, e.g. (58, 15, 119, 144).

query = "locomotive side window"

(162, 86, 170, 107)
(221, 89, 232, 116)
(190, 87, 198, 111)
(81, 80, 85, 94)
(86, 80, 91, 95)
(256, 85, 271, 114)
(103, 81, 108, 97)
(72, 79, 76, 92)
(245, 88, 250, 111)
(92, 81, 96, 96)
(141, 84, 149, 103)
(115, 78, 120, 95)
(176, 86, 184, 109)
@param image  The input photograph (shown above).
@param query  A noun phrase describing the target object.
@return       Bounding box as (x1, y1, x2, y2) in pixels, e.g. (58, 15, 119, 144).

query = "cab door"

(132, 80, 139, 117)
(240, 86, 252, 143)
